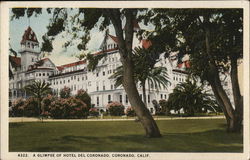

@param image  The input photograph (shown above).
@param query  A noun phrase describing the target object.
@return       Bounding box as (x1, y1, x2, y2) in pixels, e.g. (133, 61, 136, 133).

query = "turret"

(19, 26, 40, 71)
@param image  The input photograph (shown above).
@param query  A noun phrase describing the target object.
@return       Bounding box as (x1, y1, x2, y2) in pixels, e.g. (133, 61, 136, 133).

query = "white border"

(1, 1, 249, 160)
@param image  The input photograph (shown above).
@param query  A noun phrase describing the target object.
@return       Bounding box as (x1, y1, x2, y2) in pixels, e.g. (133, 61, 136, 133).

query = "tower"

(19, 26, 40, 71)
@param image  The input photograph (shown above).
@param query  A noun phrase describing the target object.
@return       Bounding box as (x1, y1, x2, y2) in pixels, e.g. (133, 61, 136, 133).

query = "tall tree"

(144, 9, 243, 132)
(11, 8, 162, 137)
(110, 46, 170, 107)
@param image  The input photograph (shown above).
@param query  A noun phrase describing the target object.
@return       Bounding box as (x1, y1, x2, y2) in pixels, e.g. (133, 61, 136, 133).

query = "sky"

(9, 8, 151, 66)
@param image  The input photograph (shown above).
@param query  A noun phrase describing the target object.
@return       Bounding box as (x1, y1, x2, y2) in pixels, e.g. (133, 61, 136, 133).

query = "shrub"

(50, 97, 89, 119)
(11, 98, 25, 117)
(60, 86, 71, 98)
(106, 101, 124, 116)
(125, 106, 135, 117)
(89, 108, 99, 117)
(75, 89, 91, 109)
(42, 94, 56, 113)
(23, 97, 40, 117)
(159, 99, 171, 115)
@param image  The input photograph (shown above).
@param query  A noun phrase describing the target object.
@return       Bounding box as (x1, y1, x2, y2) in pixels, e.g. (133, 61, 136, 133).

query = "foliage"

(11, 98, 25, 117)
(59, 86, 71, 98)
(89, 108, 99, 117)
(23, 97, 40, 117)
(167, 78, 219, 116)
(41, 94, 57, 113)
(159, 99, 171, 116)
(142, 9, 243, 131)
(49, 97, 89, 119)
(125, 106, 136, 117)
(106, 101, 125, 116)
(75, 89, 91, 109)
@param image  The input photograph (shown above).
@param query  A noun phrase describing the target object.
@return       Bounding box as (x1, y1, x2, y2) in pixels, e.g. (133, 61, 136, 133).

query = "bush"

(89, 108, 99, 117)
(50, 97, 89, 119)
(159, 99, 171, 115)
(42, 94, 56, 113)
(60, 86, 71, 98)
(23, 97, 40, 117)
(75, 89, 91, 109)
(106, 101, 124, 116)
(125, 106, 135, 117)
(11, 98, 25, 117)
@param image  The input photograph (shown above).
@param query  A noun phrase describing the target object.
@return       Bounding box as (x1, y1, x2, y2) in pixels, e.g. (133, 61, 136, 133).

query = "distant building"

(9, 26, 233, 113)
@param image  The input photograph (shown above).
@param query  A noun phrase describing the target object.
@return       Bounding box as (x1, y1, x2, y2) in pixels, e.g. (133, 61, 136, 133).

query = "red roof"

(177, 60, 190, 69)
(184, 60, 190, 68)
(141, 39, 152, 49)
(9, 56, 21, 67)
(20, 26, 39, 44)
(109, 34, 119, 44)
(57, 66, 64, 71)
(57, 60, 86, 70)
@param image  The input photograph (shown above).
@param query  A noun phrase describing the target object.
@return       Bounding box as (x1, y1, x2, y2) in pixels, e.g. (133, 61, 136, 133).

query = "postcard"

(1, 1, 249, 160)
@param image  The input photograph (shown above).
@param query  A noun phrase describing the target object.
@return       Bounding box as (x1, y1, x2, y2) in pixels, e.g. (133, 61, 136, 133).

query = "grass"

(9, 119, 243, 152)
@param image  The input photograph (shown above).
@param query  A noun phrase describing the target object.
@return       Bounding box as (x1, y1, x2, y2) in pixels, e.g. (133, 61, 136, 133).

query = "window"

(125, 95, 128, 104)
(86, 76, 88, 80)
(160, 94, 163, 99)
(78, 78, 79, 81)
(39, 73, 41, 76)
(63, 80, 65, 84)
(47, 73, 49, 76)
(60, 81, 62, 84)
(71, 76, 73, 80)
(43, 73, 45, 76)
(103, 85, 105, 91)
(74, 76, 76, 80)
(97, 96, 99, 106)
(103, 71, 105, 76)
(164, 94, 167, 99)
(74, 85, 76, 90)
(111, 85, 113, 90)
(119, 95, 122, 103)
(68, 80, 70, 83)
(82, 77, 84, 80)
(148, 95, 150, 103)
(108, 95, 111, 102)
(96, 82, 99, 91)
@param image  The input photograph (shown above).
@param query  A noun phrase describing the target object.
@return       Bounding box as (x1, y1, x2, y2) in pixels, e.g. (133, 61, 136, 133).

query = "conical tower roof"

(20, 26, 39, 44)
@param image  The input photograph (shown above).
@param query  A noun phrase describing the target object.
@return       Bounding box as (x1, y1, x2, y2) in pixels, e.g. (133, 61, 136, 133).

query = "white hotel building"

(9, 26, 233, 113)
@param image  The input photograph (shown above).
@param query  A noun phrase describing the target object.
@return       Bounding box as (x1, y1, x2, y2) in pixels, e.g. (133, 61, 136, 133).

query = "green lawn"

(9, 119, 243, 152)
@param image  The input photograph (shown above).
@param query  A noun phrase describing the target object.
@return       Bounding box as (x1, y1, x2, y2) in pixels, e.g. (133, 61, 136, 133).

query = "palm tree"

(167, 78, 219, 116)
(110, 47, 170, 107)
(24, 81, 52, 117)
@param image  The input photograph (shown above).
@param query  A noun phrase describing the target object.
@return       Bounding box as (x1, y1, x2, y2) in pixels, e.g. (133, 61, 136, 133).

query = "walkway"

(9, 116, 225, 123)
